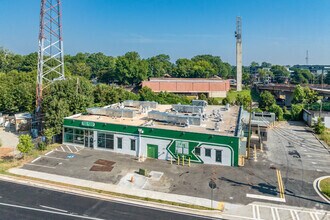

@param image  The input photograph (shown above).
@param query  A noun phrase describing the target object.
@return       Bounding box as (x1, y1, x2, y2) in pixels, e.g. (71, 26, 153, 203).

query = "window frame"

(117, 137, 123, 149)
(205, 148, 211, 157)
(130, 139, 136, 151)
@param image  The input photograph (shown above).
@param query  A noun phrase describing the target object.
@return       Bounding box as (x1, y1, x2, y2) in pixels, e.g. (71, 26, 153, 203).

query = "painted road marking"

(252, 204, 256, 219)
(276, 169, 285, 200)
(0, 201, 104, 220)
(45, 150, 54, 156)
(31, 157, 41, 163)
(60, 146, 65, 152)
(246, 194, 286, 202)
(40, 205, 68, 213)
(66, 145, 73, 153)
(256, 205, 260, 220)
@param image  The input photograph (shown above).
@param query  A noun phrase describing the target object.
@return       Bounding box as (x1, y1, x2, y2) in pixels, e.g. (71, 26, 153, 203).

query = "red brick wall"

(142, 79, 230, 93)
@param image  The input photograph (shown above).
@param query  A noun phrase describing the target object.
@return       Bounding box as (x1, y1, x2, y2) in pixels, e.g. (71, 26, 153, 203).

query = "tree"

(259, 91, 276, 111)
(314, 117, 325, 134)
(324, 73, 330, 84)
(250, 61, 259, 67)
(269, 104, 283, 121)
(17, 134, 34, 156)
(261, 62, 272, 68)
(270, 65, 290, 83)
(113, 52, 148, 85)
(236, 93, 252, 109)
(147, 54, 173, 77)
(291, 104, 304, 120)
(44, 128, 55, 145)
(292, 85, 306, 104)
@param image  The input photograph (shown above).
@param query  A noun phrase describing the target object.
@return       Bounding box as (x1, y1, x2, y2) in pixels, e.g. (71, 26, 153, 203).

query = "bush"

(269, 104, 284, 121)
(314, 118, 325, 134)
(290, 104, 304, 121)
(38, 142, 47, 151)
(259, 91, 275, 111)
(17, 134, 34, 156)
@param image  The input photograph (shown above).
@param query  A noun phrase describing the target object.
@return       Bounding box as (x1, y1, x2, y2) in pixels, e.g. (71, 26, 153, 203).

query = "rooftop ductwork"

(123, 100, 158, 109)
(148, 110, 202, 126)
(172, 104, 205, 114)
(87, 107, 136, 118)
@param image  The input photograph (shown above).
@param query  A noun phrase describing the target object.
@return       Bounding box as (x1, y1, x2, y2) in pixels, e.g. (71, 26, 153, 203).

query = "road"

(266, 121, 330, 210)
(0, 180, 219, 220)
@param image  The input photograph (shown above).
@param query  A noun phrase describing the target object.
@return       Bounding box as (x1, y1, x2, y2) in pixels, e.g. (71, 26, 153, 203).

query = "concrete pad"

(117, 173, 148, 190)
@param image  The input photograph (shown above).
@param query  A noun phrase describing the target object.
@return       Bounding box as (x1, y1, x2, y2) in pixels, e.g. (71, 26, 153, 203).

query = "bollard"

(130, 176, 134, 183)
(170, 155, 173, 164)
(254, 144, 257, 162)
(182, 155, 185, 166)
(188, 157, 190, 167)
(177, 155, 180, 165)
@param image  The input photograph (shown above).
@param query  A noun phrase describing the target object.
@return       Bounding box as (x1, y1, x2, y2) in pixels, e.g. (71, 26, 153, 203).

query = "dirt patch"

(90, 165, 114, 172)
(94, 159, 116, 167)
(0, 147, 14, 158)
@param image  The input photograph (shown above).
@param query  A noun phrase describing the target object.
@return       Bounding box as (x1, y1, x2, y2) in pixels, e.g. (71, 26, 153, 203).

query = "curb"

(313, 176, 330, 204)
(0, 173, 222, 218)
(311, 132, 330, 154)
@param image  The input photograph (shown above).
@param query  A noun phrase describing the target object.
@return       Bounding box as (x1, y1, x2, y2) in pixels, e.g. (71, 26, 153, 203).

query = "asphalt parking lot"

(20, 121, 330, 210)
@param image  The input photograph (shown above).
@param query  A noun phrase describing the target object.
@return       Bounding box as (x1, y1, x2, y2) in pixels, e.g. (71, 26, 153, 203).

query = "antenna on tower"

(35, 0, 65, 131)
(305, 50, 309, 65)
(235, 16, 242, 91)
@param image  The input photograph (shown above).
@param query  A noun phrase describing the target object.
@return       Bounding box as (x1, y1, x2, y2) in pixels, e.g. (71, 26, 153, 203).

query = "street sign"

(209, 180, 217, 189)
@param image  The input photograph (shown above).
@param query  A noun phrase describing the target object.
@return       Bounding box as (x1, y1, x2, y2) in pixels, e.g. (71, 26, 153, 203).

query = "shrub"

(17, 134, 34, 156)
(290, 104, 304, 121)
(38, 142, 47, 151)
(314, 118, 325, 134)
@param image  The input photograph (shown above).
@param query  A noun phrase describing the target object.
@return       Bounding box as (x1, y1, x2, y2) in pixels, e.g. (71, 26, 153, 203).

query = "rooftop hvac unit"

(87, 107, 136, 118)
(192, 100, 208, 107)
(172, 104, 204, 114)
(148, 110, 202, 126)
(123, 100, 158, 109)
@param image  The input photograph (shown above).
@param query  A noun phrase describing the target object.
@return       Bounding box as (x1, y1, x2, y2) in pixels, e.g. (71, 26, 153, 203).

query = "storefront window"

(64, 127, 73, 143)
(97, 132, 114, 149)
(73, 129, 84, 145)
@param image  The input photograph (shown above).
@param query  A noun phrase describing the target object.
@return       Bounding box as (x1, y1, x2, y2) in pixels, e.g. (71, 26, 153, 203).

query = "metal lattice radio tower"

(36, 0, 65, 114)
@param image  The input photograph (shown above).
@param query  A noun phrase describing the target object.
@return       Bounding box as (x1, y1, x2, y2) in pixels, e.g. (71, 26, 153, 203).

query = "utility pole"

(305, 50, 309, 65)
(235, 16, 242, 91)
(247, 101, 252, 159)
(35, 0, 65, 132)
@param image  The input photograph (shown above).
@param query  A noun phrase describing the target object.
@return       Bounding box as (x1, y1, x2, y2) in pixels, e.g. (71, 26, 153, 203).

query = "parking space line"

(31, 157, 41, 163)
(252, 205, 256, 219)
(45, 150, 54, 156)
(256, 205, 260, 220)
(309, 212, 316, 220)
(271, 208, 276, 220)
(66, 145, 73, 153)
(60, 146, 65, 152)
(74, 146, 79, 152)
(274, 208, 280, 220)
(26, 163, 56, 169)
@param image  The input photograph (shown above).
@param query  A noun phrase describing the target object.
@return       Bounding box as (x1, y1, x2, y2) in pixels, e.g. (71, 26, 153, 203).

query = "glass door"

(84, 130, 94, 148)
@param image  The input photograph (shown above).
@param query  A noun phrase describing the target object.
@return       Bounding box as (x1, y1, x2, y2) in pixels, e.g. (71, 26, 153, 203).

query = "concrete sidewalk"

(9, 168, 223, 209)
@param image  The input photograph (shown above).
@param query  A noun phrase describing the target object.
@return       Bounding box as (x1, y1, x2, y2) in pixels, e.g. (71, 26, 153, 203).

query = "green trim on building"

(63, 119, 240, 166)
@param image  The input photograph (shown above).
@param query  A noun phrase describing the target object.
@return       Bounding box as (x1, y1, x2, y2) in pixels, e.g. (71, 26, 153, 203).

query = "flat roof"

(147, 78, 228, 82)
(66, 104, 240, 137)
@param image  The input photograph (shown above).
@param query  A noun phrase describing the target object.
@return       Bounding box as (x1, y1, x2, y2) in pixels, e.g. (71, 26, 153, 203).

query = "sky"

(0, 0, 329, 65)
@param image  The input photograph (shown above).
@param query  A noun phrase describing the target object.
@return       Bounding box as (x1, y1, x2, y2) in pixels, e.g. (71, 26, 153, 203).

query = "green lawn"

(320, 177, 330, 198)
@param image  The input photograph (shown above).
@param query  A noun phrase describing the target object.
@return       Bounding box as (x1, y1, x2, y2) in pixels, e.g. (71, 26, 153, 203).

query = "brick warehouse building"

(142, 78, 231, 98)
(62, 101, 246, 166)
